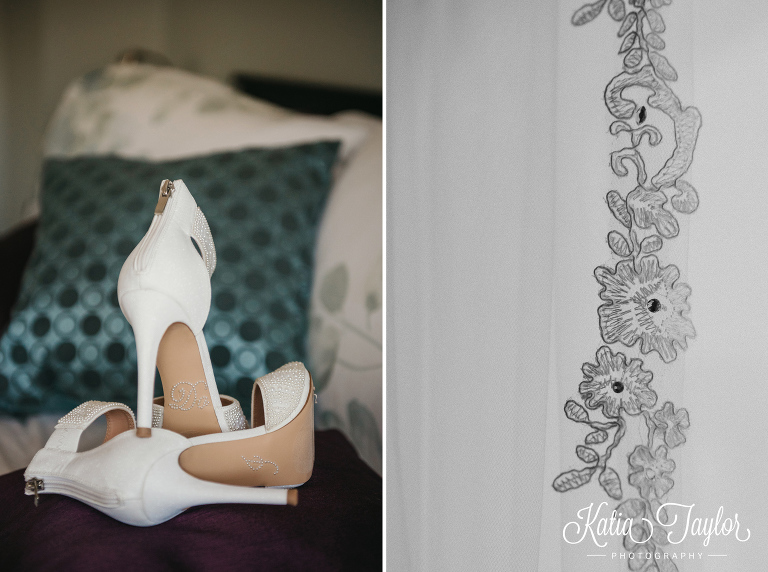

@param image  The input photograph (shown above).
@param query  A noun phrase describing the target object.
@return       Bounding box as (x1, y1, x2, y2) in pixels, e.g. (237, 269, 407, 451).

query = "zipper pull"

(154, 179, 175, 215)
(25, 478, 44, 506)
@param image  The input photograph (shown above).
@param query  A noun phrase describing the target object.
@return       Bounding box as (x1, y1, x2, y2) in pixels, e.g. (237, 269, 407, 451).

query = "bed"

(0, 63, 381, 569)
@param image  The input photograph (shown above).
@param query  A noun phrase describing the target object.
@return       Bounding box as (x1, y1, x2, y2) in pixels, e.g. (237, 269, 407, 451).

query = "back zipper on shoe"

(154, 179, 175, 214)
(134, 179, 175, 273)
(25, 476, 121, 508)
(25, 478, 44, 506)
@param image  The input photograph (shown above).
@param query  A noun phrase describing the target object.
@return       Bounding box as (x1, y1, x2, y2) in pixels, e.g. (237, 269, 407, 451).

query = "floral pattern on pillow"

(309, 114, 382, 474)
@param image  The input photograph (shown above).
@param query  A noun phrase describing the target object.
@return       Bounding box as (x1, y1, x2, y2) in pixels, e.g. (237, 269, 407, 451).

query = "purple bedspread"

(0, 429, 382, 571)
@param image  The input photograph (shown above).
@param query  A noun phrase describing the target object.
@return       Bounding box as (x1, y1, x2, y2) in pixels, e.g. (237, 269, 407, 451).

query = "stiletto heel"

(143, 449, 298, 521)
(119, 289, 190, 436)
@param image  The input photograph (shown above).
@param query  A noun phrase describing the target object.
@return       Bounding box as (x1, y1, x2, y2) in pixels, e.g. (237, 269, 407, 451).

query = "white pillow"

(44, 63, 367, 161)
(309, 112, 382, 474)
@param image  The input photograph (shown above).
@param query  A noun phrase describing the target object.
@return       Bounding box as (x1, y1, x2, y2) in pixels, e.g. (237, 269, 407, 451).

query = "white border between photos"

(381, 0, 388, 567)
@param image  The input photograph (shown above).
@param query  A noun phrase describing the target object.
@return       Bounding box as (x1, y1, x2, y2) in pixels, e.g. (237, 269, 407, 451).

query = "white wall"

(0, 0, 381, 234)
(0, 2, 9, 222)
(165, 0, 382, 90)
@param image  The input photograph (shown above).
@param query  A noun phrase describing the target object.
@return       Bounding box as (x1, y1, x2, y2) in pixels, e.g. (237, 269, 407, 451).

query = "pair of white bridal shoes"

(24, 180, 315, 526)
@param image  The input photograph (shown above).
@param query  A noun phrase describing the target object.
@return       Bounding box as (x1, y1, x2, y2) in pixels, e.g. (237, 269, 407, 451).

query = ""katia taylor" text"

(563, 502, 751, 547)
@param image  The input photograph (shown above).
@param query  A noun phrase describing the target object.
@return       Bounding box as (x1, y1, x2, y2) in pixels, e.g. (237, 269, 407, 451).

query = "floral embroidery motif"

(580, 346, 656, 418)
(242, 455, 279, 475)
(595, 256, 694, 363)
(628, 444, 676, 499)
(168, 381, 211, 411)
(622, 514, 670, 571)
(653, 401, 690, 449)
(554, 1, 698, 569)
(626, 186, 679, 238)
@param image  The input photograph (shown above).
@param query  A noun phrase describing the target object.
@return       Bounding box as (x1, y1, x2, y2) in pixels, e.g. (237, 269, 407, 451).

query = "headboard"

(233, 74, 382, 117)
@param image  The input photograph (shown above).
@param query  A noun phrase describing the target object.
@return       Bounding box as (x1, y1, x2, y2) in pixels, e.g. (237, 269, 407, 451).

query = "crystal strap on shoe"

(253, 362, 308, 432)
(51, 401, 136, 452)
(57, 401, 135, 430)
(152, 395, 247, 432)
(191, 207, 216, 277)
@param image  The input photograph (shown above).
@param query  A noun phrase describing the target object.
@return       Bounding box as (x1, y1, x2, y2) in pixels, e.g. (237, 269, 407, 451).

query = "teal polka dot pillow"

(0, 142, 339, 417)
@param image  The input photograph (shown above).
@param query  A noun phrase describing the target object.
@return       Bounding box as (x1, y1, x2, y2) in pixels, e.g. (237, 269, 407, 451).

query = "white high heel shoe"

(118, 179, 242, 438)
(23, 401, 296, 527)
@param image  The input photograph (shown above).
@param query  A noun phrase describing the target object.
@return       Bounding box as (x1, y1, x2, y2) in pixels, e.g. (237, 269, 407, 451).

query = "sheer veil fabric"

(388, 0, 768, 570)
(388, 1, 557, 569)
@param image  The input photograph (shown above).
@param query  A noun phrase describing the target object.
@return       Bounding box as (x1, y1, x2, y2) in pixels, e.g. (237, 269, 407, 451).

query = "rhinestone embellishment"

(242, 454, 279, 475)
(152, 404, 163, 428)
(168, 381, 211, 411)
(225, 406, 248, 431)
(152, 397, 247, 431)
(57, 401, 133, 427)
(192, 207, 216, 277)
(256, 362, 307, 432)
